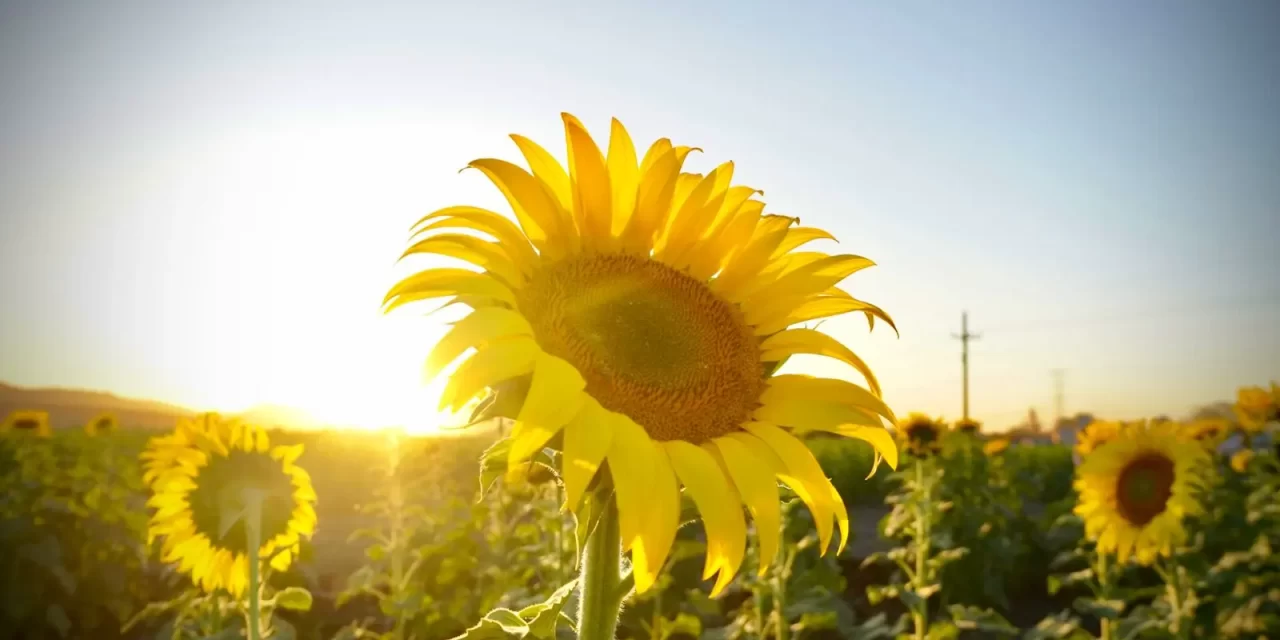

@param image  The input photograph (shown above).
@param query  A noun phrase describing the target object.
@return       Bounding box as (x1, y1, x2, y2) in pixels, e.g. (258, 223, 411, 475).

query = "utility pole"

(952, 311, 981, 421)
(1051, 369, 1066, 427)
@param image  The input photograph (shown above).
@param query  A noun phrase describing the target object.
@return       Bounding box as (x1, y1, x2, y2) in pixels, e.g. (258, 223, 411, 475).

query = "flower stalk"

(577, 499, 623, 640)
(242, 488, 266, 640)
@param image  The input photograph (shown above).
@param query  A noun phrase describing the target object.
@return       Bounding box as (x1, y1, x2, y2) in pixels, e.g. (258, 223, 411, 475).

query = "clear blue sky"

(2, 1, 1277, 429)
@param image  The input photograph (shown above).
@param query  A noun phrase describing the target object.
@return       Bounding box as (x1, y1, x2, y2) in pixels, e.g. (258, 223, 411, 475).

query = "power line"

(951, 311, 982, 421)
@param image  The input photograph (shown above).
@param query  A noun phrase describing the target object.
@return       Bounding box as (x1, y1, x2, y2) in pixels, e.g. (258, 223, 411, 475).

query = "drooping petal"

(631, 447, 680, 593)
(664, 440, 746, 596)
(383, 269, 515, 312)
(409, 206, 537, 271)
(763, 375, 896, 423)
(606, 413, 658, 552)
(561, 397, 614, 512)
(399, 233, 523, 287)
(711, 436, 781, 575)
(742, 422, 838, 554)
(754, 397, 883, 432)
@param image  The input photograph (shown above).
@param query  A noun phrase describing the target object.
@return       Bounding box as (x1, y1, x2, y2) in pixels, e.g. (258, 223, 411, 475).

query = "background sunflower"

(388, 114, 898, 595)
(85, 412, 118, 436)
(955, 418, 981, 435)
(2, 410, 52, 437)
(1074, 420, 1123, 457)
(141, 414, 318, 596)
(1073, 420, 1208, 565)
(897, 413, 946, 457)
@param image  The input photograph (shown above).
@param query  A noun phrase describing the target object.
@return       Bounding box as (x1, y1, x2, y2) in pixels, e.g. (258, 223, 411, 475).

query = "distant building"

(1052, 413, 1096, 446)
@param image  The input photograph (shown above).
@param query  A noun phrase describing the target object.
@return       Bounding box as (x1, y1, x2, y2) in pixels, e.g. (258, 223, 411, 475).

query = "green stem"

(577, 499, 623, 640)
(1095, 551, 1112, 640)
(1162, 557, 1191, 639)
(772, 560, 790, 640)
(913, 459, 930, 640)
(243, 489, 266, 640)
(388, 433, 407, 640)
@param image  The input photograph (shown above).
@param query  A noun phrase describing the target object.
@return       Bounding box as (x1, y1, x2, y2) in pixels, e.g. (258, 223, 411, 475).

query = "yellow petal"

(753, 296, 896, 337)
(742, 422, 836, 553)
(606, 414, 658, 552)
(270, 546, 294, 572)
(508, 352, 587, 469)
(383, 268, 515, 312)
(771, 226, 837, 258)
(606, 118, 639, 236)
(711, 436, 780, 576)
(424, 307, 534, 381)
(762, 375, 895, 423)
(714, 216, 796, 297)
(759, 328, 882, 397)
(561, 397, 614, 513)
(664, 440, 746, 597)
(468, 158, 576, 254)
(562, 113, 613, 245)
(754, 397, 883, 432)
(509, 134, 572, 211)
(631, 447, 680, 594)
(622, 145, 696, 254)
(657, 163, 733, 264)
(439, 337, 538, 411)
(742, 255, 875, 313)
(399, 233, 523, 287)
(823, 475, 850, 555)
(409, 206, 537, 271)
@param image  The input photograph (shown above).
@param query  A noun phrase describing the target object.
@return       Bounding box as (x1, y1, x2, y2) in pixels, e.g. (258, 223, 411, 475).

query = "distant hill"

(0, 383, 323, 432)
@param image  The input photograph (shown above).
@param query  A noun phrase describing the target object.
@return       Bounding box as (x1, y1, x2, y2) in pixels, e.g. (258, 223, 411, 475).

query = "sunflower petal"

(622, 145, 696, 254)
(631, 448, 680, 593)
(607, 118, 639, 235)
(399, 233, 523, 287)
(664, 440, 746, 596)
(760, 328, 882, 397)
(425, 307, 534, 381)
(439, 337, 538, 411)
(510, 134, 573, 211)
(606, 413, 658, 552)
(508, 352, 587, 470)
(383, 268, 515, 312)
(563, 113, 614, 245)
(561, 397, 614, 512)
(711, 436, 781, 576)
(755, 397, 883, 432)
(410, 206, 537, 271)
(742, 422, 837, 554)
(468, 158, 576, 253)
(763, 375, 896, 423)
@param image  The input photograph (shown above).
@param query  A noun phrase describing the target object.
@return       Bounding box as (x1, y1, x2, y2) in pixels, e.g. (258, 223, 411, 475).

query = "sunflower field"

(3, 117, 1279, 640)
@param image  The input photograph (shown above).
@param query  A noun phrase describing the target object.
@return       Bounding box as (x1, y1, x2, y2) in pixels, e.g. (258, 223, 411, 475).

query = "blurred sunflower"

(1235, 384, 1279, 433)
(86, 412, 118, 436)
(1178, 418, 1229, 445)
(1074, 420, 1122, 457)
(2, 410, 52, 437)
(141, 414, 317, 596)
(897, 413, 946, 456)
(983, 437, 1009, 456)
(955, 418, 981, 435)
(387, 114, 898, 595)
(1074, 420, 1208, 565)
(1230, 449, 1254, 474)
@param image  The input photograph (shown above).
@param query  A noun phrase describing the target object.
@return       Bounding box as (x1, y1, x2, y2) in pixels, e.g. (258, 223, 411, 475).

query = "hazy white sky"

(2, 1, 1278, 430)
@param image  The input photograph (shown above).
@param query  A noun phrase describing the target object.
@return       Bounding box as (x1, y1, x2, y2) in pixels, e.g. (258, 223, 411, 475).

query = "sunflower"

(386, 114, 898, 595)
(2, 410, 52, 437)
(955, 418, 981, 435)
(983, 437, 1009, 456)
(141, 413, 317, 596)
(897, 413, 945, 456)
(86, 412, 118, 436)
(1235, 383, 1279, 433)
(1074, 420, 1122, 457)
(1073, 420, 1208, 565)
(1178, 418, 1229, 445)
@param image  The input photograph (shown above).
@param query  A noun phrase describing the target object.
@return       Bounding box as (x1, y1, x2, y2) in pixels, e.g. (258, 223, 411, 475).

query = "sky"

(1, 1, 1278, 431)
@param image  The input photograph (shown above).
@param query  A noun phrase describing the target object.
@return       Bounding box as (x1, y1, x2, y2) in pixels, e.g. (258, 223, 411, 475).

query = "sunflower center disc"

(1115, 453, 1175, 526)
(13, 419, 39, 430)
(188, 451, 296, 553)
(518, 253, 764, 442)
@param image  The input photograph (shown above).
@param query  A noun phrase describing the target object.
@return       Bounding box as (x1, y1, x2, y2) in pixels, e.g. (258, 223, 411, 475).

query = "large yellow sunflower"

(897, 413, 946, 457)
(955, 418, 981, 435)
(86, 412, 118, 436)
(1073, 420, 1208, 565)
(1074, 420, 1123, 457)
(141, 414, 317, 596)
(1178, 417, 1229, 446)
(2, 410, 52, 437)
(386, 114, 898, 595)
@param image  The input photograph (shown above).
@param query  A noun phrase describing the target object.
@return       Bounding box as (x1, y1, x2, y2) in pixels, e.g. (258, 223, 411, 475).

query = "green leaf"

(1072, 596, 1125, 620)
(275, 586, 314, 612)
(519, 579, 579, 638)
(948, 605, 1017, 636)
(450, 608, 531, 639)
(655, 612, 703, 640)
(1047, 568, 1093, 596)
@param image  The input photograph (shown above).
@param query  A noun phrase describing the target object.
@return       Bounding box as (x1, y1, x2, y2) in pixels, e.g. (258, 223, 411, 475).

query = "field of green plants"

(1, 389, 1277, 640)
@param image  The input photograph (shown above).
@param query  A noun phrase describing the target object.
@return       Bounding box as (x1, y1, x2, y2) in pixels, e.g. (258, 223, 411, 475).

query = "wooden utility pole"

(1051, 369, 1066, 427)
(952, 311, 981, 421)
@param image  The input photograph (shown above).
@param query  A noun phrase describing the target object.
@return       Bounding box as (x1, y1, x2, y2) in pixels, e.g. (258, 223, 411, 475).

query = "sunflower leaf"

(274, 587, 313, 612)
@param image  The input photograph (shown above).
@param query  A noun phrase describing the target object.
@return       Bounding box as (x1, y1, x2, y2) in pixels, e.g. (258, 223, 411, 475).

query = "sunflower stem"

(242, 488, 266, 640)
(1095, 550, 1112, 640)
(577, 498, 622, 640)
(912, 458, 931, 640)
